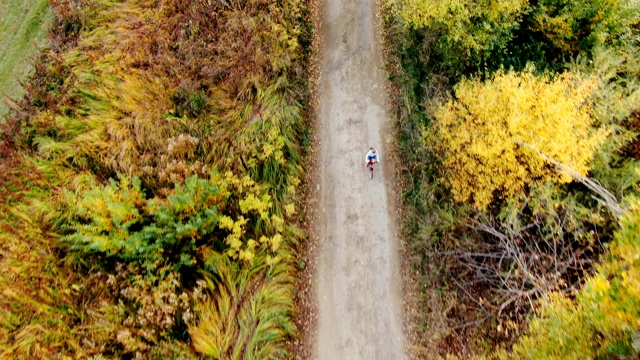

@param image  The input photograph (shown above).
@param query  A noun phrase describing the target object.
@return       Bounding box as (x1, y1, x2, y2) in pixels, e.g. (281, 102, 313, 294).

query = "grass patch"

(0, 0, 52, 118)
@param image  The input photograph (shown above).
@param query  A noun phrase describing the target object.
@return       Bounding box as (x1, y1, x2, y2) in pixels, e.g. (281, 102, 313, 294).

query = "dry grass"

(0, 0, 312, 358)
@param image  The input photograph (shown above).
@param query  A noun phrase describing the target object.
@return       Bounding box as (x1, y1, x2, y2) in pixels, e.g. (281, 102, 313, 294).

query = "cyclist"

(365, 147, 379, 168)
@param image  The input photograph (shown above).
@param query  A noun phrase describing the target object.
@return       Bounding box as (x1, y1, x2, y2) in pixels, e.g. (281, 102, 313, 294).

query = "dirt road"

(312, 0, 406, 358)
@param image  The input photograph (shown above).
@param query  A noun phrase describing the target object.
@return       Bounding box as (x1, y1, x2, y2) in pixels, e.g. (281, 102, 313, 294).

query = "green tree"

(393, 0, 528, 74)
(396, 0, 527, 51)
(529, 0, 639, 58)
(427, 68, 608, 209)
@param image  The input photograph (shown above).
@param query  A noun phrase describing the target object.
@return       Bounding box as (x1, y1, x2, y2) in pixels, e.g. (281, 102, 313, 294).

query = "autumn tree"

(529, 0, 639, 58)
(427, 68, 608, 209)
(494, 200, 640, 359)
(392, 0, 528, 74)
(395, 0, 527, 50)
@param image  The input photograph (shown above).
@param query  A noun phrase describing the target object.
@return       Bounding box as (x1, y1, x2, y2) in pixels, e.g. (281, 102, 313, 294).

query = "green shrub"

(64, 172, 283, 271)
(573, 45, 640, 197)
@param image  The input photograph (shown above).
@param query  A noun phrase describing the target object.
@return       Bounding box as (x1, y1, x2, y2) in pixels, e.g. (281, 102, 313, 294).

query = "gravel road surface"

(313, 0, 406, 358)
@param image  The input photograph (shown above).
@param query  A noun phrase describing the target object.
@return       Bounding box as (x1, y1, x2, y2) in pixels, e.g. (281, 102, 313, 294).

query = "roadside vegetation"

(0, 0, 311, 358)
(383, 0, 640, 358)
(0, 0, 52, 117)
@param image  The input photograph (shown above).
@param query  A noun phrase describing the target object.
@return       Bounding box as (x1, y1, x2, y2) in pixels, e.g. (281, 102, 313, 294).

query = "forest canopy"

(385, 0, 640, 357)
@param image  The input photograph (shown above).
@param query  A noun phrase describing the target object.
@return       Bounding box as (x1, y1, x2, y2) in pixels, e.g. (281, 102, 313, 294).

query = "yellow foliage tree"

(428, 69, 608, 209)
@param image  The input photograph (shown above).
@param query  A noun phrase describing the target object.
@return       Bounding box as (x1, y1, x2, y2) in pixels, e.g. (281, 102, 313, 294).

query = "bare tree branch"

(516, 141, 625, 218)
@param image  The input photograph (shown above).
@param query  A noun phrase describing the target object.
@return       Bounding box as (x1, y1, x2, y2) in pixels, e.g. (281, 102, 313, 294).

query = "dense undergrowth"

(0, 0, 311, 358)
(383, 0, 640, 358)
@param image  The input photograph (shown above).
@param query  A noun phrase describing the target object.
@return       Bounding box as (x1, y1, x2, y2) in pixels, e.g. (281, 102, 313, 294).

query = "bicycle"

(366, 159, 376, 179)
(364, 147, 379, 179)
